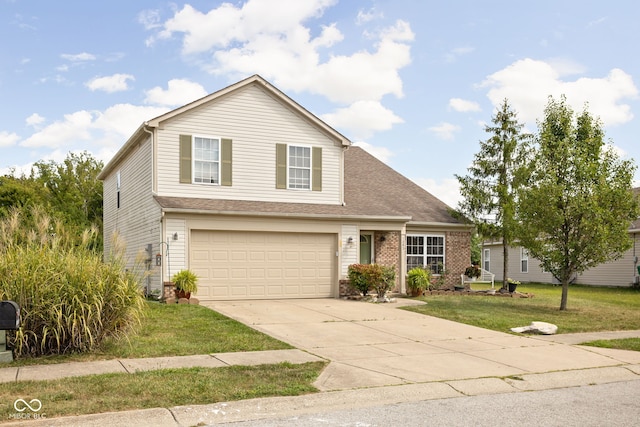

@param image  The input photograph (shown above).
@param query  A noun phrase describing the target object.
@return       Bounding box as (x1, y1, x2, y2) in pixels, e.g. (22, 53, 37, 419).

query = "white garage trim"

(191, 230, 337, 300)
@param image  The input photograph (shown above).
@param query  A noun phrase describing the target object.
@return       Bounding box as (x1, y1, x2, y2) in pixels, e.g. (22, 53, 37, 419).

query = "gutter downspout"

(341, 145, 349, 206)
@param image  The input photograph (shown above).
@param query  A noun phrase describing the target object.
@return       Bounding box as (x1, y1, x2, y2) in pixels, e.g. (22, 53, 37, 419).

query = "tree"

(32, 152, 104, 247)
(456, 99, 531, 289)
(0, 173, 42, 218)
(517, 96, 639, 310)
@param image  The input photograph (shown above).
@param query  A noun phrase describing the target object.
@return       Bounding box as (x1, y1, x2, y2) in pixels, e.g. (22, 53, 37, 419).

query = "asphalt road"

(210, 380, 640, 426)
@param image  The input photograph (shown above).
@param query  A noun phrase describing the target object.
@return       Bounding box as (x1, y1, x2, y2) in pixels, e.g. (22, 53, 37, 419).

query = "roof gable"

(147, 74, 350, 145)
(99, 75, 351, 180)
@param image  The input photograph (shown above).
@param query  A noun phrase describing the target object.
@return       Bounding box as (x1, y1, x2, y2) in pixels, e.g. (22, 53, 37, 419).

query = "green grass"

(581, 338, 640, 352)
(0, 302, 322, 421)
(404, 282, 640, 334)
(0, 362, 326, 420)
(9, 301, 292, 366)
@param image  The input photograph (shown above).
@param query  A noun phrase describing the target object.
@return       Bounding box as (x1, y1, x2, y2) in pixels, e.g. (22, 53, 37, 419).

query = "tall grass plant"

(0, 208, 145, 358)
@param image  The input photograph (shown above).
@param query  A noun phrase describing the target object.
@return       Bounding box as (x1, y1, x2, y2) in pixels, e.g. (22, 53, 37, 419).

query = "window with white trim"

(521, 247, 529, 273)
(193, 136, 220, 184)
(483, 249, 490, 272)
(288, 145, 311, 189)
(406, 235, 445, 274)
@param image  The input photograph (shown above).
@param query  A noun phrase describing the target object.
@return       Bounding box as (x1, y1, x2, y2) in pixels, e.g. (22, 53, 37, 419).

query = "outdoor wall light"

(172, 232, 179, 241)
(347, 237, 354, 245)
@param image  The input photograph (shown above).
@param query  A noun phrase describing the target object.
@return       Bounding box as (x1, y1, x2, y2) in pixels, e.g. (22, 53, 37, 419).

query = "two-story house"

(98, 75, 471, 300)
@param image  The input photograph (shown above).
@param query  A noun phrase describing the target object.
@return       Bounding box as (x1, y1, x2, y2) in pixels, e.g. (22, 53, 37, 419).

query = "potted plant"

(464, 264, 481, 280)
(172, 269, 198, 299)
(507, 278, 520, 293)
(407, 267, 431, 296)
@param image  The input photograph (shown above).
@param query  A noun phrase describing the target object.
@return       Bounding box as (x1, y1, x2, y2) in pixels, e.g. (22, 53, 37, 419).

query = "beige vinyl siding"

(485, 238, 640, 287)
(156, 83, 342, 204)
(575, 242, 637, 287)
(102, 136, 163, 292)
(340, 224, 358, 277)
(165, 219, 186, 278)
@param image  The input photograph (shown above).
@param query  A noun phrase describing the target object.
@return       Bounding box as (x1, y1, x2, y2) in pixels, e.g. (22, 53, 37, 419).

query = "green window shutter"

(179, 135, 192, 184)
(221, 138, 232, 186)
(312, 146, 322, 191)
(276, 143, 287, 189)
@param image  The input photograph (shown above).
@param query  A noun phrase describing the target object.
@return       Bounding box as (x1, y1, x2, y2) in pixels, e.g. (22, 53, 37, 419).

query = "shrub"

(347, 264, 372, 295)
(347, 263, 396, 298)
(0, 208, 145, 358)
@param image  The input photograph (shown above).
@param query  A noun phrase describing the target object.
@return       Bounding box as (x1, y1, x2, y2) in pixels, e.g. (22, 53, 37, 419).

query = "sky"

(1, 0, 639, 208)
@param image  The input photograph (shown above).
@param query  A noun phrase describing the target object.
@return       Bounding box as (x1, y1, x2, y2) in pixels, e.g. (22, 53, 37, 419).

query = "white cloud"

(413, 177, 462, 209)
(353, 141, 394, 163)
(20, 111, 94, 148)
(321, 100, 403, 139)
(60, 52, 96, 62)
(481, 58, 638, 127)
(147, 1, 413, 138)
(0, 131, 20, 148)
(18, 104, 168, 152)
(449, 98, 481, 113)
(85, 73, 135, 93)
(93, 104, 169, 139)
(144, 79, 208, 107)
(356, 8, 383, 25)
(138, 9, 162, 30)
(25, 113, 45, 127)
(429, 122, 460, 140)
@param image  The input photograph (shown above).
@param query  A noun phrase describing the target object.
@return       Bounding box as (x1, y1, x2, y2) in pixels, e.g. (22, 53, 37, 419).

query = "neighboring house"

(98, 75, 471, 300)
(482, 188, 640, 287)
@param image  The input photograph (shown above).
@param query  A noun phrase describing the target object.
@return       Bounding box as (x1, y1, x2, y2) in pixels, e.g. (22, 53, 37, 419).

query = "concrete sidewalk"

(3, 298, 640, 426)
(0, 349, 323, 383)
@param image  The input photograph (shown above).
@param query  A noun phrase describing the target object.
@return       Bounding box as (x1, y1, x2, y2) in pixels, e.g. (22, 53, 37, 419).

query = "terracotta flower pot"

(175, 289, 191, 299)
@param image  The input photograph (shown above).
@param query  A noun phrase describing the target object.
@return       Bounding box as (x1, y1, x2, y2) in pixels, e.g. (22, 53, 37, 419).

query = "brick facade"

(339, 229, 471, 296)
(374, 231, 401, 291)
(445, 231, 472, 289)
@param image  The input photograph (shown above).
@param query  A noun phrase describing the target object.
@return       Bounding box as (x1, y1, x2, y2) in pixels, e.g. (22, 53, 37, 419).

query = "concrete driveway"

(203, 298, 640, 391)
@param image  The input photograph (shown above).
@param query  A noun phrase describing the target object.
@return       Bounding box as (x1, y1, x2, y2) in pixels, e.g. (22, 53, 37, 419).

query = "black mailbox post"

(0, 301, 19, 363)
(0, 301, 20, 330)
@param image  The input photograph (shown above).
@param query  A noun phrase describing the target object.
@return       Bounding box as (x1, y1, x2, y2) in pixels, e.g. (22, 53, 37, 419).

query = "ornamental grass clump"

(0, 208, 145, 358)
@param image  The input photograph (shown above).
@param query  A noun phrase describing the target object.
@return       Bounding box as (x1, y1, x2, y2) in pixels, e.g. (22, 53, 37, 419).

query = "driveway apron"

(202, 299, 626, 391)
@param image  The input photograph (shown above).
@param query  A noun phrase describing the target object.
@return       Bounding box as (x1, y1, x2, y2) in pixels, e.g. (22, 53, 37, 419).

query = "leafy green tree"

(0, 173, 42, 218)
(32, 151, 104, 247)
(518, 96, 639, 310)
(456, 99, 531, 288)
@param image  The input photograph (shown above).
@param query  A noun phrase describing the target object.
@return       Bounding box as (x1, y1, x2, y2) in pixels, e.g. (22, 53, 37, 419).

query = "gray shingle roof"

(155, 146, 463, 225)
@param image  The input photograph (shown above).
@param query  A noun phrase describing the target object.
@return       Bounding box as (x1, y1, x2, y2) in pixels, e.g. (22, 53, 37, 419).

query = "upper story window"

(275, 143, 322, 191)
(193, 136, 220, 184)
(288, 145, 311, 189)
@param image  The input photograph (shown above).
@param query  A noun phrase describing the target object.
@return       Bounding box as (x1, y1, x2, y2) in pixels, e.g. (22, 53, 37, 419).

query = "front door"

(359, 234, 372, 264)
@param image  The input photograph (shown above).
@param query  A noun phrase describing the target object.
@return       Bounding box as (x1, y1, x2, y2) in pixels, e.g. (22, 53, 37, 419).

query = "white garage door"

(190, 230, 336, 300)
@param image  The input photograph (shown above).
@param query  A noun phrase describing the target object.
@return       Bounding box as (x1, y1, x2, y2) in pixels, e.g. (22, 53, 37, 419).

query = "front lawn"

(0, 302, 324, 421)
(9, 301, 292, 366)
(0, 362, 326, 421)
(404, 282, 640, 334)
(581, 338, 640, 352)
